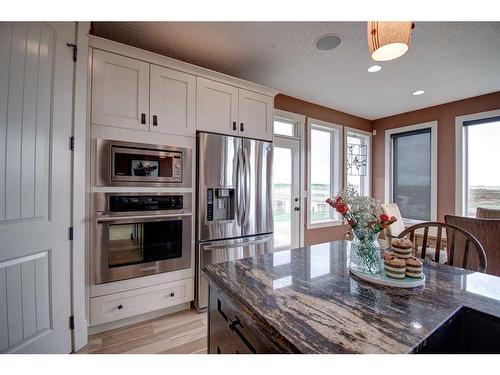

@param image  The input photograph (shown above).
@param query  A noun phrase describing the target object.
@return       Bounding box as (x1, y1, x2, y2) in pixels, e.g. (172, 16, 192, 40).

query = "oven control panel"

(109, 195, 184, 212)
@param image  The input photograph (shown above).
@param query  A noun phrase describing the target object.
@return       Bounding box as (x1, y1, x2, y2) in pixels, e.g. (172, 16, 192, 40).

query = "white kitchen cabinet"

(196, 77, 239, 136)
(238, 89, 273, 141)
(149, 65, 196, 136)
(92, 49, 150, 130)
(90, 277, 194, 326)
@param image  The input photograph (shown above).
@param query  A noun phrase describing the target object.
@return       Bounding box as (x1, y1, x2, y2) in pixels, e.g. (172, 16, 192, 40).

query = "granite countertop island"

(202, 241, 500, 353)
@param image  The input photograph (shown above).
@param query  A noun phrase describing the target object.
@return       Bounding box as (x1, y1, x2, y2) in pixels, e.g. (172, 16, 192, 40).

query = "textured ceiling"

(92, 21, 500, 120)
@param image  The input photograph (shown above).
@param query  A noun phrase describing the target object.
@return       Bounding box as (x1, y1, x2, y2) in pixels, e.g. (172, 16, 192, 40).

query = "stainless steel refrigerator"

(195, 132, 274, 311)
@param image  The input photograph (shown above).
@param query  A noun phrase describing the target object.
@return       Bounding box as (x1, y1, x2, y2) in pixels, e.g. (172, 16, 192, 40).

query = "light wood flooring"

(77, 309, 208, 354)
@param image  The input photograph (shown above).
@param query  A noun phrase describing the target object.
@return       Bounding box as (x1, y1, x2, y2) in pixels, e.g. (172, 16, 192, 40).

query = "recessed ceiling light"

(315, 34, 342, 51)
(412, 90, 425, 96)
(367, 65, 382, 73)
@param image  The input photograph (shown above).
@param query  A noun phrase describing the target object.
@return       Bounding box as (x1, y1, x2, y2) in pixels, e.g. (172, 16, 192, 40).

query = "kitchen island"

(202, 241, 500, 353)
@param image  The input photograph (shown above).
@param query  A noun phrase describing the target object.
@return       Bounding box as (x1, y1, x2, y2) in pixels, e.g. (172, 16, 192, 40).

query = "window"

(345, 128, 371, 196)
(273, 119, 295, 136)
(385, 122, 437, 222)
(307, 119, 342, 227)
(458, 114, 500, 216)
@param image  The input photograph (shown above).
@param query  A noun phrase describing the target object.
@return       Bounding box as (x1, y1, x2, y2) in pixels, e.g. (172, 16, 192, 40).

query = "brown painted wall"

(274, 94, 372, 245)
(372, 91, 500, 220)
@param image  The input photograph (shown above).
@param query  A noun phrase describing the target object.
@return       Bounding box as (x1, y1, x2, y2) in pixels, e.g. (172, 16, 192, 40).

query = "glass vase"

(349, 231, 382, 274)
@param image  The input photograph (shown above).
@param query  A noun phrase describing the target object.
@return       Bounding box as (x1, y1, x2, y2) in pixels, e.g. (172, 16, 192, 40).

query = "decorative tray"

(349, 263, 425, 288)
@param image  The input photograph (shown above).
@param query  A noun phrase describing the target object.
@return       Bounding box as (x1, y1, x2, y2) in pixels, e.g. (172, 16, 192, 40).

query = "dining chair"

(445, 215, 500, 276)
(476, 207, 500, 219)
(398, 221, 487, 273)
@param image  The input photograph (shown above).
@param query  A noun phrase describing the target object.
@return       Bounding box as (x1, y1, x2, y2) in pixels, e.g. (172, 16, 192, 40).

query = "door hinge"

(68, 227, 74, 241)
(69, 315, 75, 330)
(66, 43, 77, 62)
(69, 136, 74, 151)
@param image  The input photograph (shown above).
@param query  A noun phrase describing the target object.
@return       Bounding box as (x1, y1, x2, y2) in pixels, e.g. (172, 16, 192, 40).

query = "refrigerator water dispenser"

(206, 188, 235, 222)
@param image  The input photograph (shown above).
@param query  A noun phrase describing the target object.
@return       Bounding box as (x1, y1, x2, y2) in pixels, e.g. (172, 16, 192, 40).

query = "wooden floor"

(77, 309, 208, 354)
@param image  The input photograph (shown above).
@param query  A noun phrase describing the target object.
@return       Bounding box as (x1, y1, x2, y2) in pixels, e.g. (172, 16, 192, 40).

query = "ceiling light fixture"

(367, 65, 382, 73)
(368, 21, 414, 61)
(412, 90, 425, 96)
(315, 34, 342, 51)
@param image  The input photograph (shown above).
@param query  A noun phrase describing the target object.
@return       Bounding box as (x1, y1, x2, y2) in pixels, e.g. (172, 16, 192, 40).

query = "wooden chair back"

(398, 221, 487, 273)
(476, 207, 500, 219)
(445, 215, 500, 276)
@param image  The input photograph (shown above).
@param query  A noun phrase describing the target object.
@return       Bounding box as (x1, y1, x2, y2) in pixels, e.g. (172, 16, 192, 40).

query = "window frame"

(306, 118, 343, 229)
(344, 127, 372, 197)
(384, 121, 438, 224)
(455, 109, 500, 216)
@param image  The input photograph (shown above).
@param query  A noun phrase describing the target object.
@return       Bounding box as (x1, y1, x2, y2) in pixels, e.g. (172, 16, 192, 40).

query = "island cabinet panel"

(149, 64, 196, 136)
(92, 49, 150, 130)
(208, 285, 276, 354)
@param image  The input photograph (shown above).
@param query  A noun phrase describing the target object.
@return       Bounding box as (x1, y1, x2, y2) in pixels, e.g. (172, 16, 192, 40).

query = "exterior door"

(238, 89, 273, 141)
(149, 64, 196, 136)
(0, 22, 74, 353)
(196, 77, 239, 136)
(272, 136, 301, 249)
(92, 49, 150, 129)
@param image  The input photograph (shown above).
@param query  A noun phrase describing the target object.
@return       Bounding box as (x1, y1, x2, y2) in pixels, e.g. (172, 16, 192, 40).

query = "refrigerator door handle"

(237, 146, 245, 227)
(242, 147, 251, 226)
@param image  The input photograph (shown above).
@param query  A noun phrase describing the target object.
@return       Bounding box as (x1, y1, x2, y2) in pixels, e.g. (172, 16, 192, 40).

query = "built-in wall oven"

(94, 192, 192, 284)
(96, 139, 192, 187)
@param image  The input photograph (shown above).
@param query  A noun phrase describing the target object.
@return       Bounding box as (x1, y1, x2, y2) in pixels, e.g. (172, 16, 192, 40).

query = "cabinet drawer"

(90, 278, 193, 326)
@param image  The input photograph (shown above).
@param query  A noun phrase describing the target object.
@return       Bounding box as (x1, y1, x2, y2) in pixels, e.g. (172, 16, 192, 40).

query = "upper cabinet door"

(238, 89, 273, 141)
(150, 65, 196, 136)
(196, 77, 238, 136)
(92, 50, 149, 129)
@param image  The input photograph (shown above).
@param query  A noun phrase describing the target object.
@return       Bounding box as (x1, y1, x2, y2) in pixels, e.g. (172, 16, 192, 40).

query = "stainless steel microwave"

(96, 139, 192, 187)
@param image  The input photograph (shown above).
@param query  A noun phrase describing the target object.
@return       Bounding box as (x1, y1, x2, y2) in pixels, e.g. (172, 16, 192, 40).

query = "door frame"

(71, 21, 90, 352)
(273, 109, 306, 247)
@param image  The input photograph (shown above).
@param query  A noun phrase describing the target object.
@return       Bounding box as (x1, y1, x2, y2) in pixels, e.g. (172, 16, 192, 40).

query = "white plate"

(349, 265, 425, 288)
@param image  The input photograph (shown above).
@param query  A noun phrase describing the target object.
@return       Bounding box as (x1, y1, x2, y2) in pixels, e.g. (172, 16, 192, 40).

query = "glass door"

(272, 137, 300, 249)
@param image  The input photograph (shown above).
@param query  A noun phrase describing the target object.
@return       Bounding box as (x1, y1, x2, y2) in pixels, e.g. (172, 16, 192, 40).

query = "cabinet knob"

(153, 115, 158, 126)
(117, 304, 123, 310)
(232, 121, 237, 131)
(240, 123, 244, 132)
(141, 113, 146, 125)
(170, 292, 175, 297)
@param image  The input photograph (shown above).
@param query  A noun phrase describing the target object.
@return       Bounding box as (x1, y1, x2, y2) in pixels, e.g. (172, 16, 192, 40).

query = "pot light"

(367, 65, 382, 73)
(368, 21, 413, 61)
(412, 90, 425, 96)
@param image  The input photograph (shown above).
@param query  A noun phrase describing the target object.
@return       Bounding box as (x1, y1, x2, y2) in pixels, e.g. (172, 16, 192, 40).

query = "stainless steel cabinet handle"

(240, 123, 244, 132)
(141, 113, 146, 124)
(153, 115, 158, 126)
(233, 121, 237, 131)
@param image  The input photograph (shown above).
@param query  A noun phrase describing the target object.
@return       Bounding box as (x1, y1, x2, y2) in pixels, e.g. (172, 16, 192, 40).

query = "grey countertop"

(202, 240, 500, 353)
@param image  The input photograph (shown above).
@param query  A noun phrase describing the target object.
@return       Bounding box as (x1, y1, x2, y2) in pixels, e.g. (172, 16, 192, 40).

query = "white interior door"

(0, 22, 74, 353)
(272, 137, 300, 249)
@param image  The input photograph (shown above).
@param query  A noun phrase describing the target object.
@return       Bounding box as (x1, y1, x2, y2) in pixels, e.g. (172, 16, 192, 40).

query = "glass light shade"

(371, 42, 409, 61)
(368, 21, 412, 62)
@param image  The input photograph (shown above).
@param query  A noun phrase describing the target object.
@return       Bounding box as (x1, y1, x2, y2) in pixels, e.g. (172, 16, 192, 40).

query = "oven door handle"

(97, 212, 192, 223)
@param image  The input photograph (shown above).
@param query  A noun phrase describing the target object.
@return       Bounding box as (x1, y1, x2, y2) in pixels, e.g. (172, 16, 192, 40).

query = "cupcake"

(405, 256, 423, 278)
(391, 238, 413, 259)
(384, 254, 407, 279)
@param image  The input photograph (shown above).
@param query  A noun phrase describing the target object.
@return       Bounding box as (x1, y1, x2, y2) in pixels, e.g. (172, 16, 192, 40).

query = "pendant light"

(368, 21, 414, 61)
